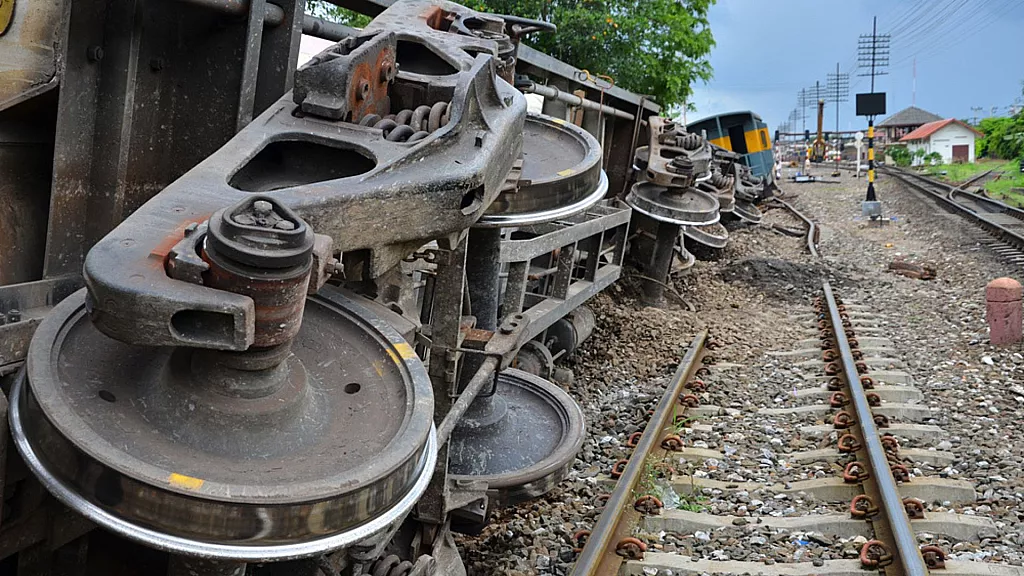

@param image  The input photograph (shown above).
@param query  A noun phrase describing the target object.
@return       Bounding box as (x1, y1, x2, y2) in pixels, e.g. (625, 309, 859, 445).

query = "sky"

(687, 0, 1024, 134)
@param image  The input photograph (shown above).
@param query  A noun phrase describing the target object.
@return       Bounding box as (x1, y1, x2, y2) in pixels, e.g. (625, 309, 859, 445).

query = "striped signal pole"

(857, 16, 888, 203)
(867, 119, 876, 201)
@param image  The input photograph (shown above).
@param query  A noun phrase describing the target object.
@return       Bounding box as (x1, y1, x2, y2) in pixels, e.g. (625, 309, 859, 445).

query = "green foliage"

(925, 151, 942, 165)
(307, 2, 371, 28)
(912, 148, 925, 159)
(924, 160, 995, 182)
(888, 145, 912, 167)
(980, 161, 1024, 206)
(308, 0, 717, 108)
(977, 114, 1024, 160)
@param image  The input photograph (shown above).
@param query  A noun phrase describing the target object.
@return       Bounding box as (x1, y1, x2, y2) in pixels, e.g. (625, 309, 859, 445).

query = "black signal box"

(856, 93, 886, 117)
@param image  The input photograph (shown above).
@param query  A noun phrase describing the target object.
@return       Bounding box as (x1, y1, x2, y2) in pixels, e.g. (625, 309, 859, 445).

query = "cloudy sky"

(687, 0, 1024, 133)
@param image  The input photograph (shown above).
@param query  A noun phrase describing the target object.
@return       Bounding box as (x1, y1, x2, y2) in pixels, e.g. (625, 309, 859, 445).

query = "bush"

(925, 152, 942, 165)
(979, 113, 1024, 160)
(888, 145, 912, 167)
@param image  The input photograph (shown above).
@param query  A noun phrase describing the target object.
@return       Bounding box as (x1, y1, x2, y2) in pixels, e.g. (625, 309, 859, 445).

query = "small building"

(899, 118, 982, 164)
(877, 106, 943, 144)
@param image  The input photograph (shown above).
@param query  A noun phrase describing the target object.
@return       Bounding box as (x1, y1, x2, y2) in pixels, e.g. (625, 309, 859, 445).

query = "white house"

(899, 118, 982, 164)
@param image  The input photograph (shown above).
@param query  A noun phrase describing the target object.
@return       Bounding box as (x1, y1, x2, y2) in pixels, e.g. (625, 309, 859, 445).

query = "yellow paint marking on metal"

(868, 148, 875, 160)
(373, 359, 384, 377)
(394, 341, 417, 360)
(867, 125, 874, 138)
(0, 0, 14, 36)
(868, 169, 875, 183)
(551, 118, 566, 126)
(710, 136, 730, 150)
(168, 473, 204, 490)
(557, 168, 575, 177)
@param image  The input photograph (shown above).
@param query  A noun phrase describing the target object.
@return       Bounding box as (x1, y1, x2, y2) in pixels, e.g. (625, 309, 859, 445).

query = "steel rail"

(822, 282, 927, 576)
(571, 330, 708, 576)
(883, 167, 1024, 251)
(773, 198, 819, 258)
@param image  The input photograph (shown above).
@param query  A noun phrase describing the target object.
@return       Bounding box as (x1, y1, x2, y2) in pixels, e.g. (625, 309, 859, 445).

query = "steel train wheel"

(731, 200, 763, 224)
(10, 287, 436, 561)
(448, 369, 585, 508)
(626, 181, 720, 227)
(478, 113, 605, 227)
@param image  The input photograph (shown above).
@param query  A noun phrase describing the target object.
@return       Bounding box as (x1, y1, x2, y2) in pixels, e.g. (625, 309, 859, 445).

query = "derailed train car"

(0, 1, 772, 574)
(688, 111, 775, 179)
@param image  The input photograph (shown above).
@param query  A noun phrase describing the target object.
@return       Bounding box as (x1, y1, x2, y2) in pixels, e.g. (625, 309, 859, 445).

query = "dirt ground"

(459, 166, 1024, 575)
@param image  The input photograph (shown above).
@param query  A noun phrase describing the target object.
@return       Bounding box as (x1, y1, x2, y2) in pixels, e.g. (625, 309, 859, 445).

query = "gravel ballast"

(458, 169, 1024, 575)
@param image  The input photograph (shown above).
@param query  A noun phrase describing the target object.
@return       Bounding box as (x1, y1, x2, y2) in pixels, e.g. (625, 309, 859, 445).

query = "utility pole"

(799, 89, 807, 133)
(800, 82, 827, 147)
(827, 63, 850, 176)
(857, 15, 890, 203)
(971, 106, 984, 125)
(912, 57, 916, 107)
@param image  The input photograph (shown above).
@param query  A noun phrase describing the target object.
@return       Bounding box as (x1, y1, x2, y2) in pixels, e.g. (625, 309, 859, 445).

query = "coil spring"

(367, 555, 412, 576)
(678, 132, 703, 151)
(364, 554, 435, 576)
(709, 172, 733, 190)
(358, 102, 451, 143)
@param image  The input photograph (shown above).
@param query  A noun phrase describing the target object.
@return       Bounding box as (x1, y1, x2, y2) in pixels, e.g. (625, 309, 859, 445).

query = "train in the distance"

(688, 111, 775, 179)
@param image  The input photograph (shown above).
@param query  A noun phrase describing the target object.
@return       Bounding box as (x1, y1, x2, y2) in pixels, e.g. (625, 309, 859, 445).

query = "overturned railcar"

(688, 111, 775, 179)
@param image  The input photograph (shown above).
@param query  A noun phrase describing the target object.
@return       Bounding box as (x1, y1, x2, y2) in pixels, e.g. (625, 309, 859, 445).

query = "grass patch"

(922, 159, 1024, 206)
(988, 172, 1024, 206)
(923, 160, 1000, 182)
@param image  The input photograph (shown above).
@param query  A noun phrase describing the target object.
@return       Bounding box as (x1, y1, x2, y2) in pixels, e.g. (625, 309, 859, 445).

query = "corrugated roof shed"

(878, 106, 944, 127)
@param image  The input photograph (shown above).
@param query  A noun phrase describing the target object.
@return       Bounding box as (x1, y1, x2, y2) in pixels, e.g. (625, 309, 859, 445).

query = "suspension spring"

(358, 101, 451, 142)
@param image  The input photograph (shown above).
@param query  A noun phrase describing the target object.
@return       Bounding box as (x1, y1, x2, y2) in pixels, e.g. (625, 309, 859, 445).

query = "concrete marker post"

(986, 277, 1023, 346)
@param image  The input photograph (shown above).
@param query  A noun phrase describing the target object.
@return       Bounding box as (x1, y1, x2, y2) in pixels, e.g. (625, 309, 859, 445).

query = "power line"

(888, 0, 991, 65)
(890, 0, 1024, 67)
(887, 0, 932, 37)
(857, 19, 890, 92)
(889, 0, 969, 50)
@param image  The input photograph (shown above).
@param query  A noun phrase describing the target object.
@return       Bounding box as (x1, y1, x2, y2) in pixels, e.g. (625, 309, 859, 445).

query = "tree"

(307, 0, 717, 109)
(977, 116, 1013, 158)
(307, 2, 371, 27)
(977, 113, 1024, 160)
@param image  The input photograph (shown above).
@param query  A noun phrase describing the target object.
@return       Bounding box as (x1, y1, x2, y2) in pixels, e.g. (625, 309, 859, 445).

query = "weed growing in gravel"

(671, 404, 702, 434)
(634, 456, 707, 512)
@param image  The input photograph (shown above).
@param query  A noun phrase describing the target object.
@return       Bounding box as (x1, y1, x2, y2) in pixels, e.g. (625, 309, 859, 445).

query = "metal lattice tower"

(827, 64, 850, 150)
(857, 18, 890, 92)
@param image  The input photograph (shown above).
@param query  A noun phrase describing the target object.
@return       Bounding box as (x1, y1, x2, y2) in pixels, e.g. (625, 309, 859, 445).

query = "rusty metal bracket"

(82, 0, 528, 351)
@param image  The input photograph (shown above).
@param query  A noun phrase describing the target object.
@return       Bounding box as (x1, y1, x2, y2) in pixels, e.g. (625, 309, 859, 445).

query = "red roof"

(899, 118, 982, 142)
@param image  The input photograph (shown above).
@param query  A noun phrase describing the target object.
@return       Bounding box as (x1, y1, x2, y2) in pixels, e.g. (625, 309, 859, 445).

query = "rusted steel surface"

(0, 100, 54, 285)
(42, 0, 304, 279)
(773, 197, 820, 257)
(0, 0, 62, 111)
(571, 330, 708, 576)
(83, 0, 527, 350)
(820, 283, 928, 576)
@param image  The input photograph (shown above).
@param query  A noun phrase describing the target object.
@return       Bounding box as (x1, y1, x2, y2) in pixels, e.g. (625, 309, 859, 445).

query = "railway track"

(884, 167, 1024, 264)
(570, 282, 1024, 576)
(772, 197, 821, 258)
